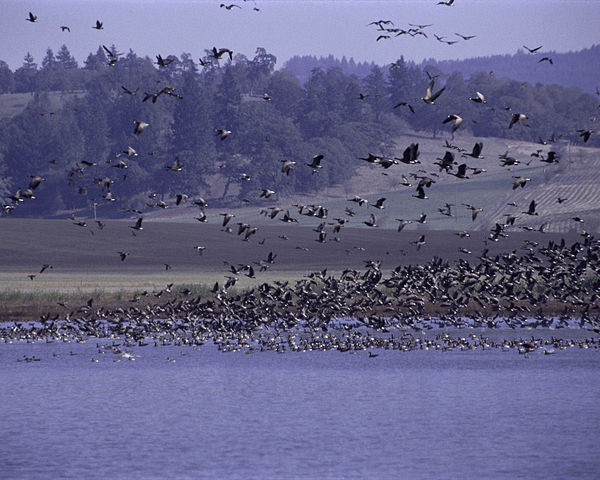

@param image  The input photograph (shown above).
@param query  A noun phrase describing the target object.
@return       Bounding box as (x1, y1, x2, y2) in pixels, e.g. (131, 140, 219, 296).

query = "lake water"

(2, 338, 599, 479)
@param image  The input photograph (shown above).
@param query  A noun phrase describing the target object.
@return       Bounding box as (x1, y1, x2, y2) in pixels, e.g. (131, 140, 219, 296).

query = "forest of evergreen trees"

(0, 44, 598, 218)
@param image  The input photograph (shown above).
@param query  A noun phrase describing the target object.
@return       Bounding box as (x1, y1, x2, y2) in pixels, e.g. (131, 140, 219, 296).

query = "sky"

(1, 0, 599, 71)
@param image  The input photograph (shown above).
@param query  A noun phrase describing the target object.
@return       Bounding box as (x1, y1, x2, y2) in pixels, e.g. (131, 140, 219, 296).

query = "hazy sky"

(1, 0, 599, 70)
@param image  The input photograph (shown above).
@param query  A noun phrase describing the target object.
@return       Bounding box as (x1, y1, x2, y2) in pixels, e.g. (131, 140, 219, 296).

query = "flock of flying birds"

(4, 4, 600, 315)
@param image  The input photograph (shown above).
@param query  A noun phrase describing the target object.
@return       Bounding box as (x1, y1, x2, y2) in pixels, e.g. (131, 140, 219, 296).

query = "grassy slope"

(0, 91, 85, 119)
(147, 129, 600, 233)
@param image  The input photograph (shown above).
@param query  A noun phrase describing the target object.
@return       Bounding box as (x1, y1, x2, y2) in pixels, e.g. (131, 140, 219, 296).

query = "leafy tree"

(0, 61, 15, 93)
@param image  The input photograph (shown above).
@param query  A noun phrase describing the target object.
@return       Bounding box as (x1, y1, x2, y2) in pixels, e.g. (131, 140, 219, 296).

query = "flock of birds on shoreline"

(4, 3, 600, 357)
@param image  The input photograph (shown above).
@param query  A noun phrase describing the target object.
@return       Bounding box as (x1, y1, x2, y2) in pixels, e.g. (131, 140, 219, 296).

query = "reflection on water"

(1, 338, 600, 480)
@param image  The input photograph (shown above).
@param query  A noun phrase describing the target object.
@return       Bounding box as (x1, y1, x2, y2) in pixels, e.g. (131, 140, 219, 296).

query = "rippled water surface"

(2, 340, 600, 479)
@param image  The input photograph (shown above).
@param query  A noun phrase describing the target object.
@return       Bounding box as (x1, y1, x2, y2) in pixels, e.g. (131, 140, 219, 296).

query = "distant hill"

(420, 45, 600, 94)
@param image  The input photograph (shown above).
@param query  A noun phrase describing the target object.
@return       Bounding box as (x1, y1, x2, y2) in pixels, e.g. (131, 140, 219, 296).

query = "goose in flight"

(443, 114, 463, 138)
(512, 176, 531, 189)
(26, 12, 38, 23)
(469, 91, 486, 104)
(463, 142, 483, 159)
(412, 235, 426, 251)
(370, 197, 386, 209)
(133, 121, 149, 135)
(523, 45, 542, 53)
(422, 79, 445, 104)
(508, 113, 528, 129)
(522, 200, 538, 216)
(156, 54, 175, 68)
(305, 154, 324, 170)
(463, 204, 482, 221)
(577, 129, 592, 142)
(215, 129, 232, 140)
(363, 213, 377, 227)
(399, 143, 420, 164)
(92, 20, 103, 30)
(129, 217, 143, 231)
(29, 175, 45, 190)
(281, 160, 296, 176)
(396, 219, 412, 232)
(393, 102, 415, 113)
(165, 157, 183, 172)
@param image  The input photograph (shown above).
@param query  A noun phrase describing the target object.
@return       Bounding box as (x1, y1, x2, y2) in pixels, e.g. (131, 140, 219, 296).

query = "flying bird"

(305, 154, 324, 170)
(26, 12, 38, 23)
(133, 121, 149, 135)
(523, 45, 542, 53)
(422, 79, 445, 104)
(92, 20, 103, 30)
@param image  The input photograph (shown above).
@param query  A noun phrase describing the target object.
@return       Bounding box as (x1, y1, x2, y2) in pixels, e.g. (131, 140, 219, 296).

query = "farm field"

(143, 129, 600, 233)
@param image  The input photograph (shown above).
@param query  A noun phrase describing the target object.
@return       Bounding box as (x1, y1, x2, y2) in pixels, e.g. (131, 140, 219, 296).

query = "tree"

(13, 53, 38, 92)
(169, 71, 216, 192)
(0, 61, 15, 93)
(56, 45, 78, 70)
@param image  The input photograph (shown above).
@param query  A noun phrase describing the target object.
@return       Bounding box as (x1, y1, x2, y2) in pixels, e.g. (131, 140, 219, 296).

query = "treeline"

(0, 45, 598, 218)
(283, 54, 377, 84)
(421, 44, 600, 94)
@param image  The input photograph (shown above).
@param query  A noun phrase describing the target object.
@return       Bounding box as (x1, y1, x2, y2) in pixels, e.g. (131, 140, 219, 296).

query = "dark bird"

(523, 200, 538, 216)
(509, 113, 528, 129)
(306, 154, 324, 170)
(40, 264, 53, 274)
(450, 163, 469, 179)
(165, 157, 183, 172)
(412, 235, 426, 250)
(413, 185, 428, 200)
(512, 176, 531, 189)
(538, 57, 553, 64)
(220, 3, 241, 9)
(463, 143, 483, 160)
(29, 175, 45, 190)
(26, 12, 38, 23)
(523, 45, 542, 53)
(220, 213, 235, 226)
(435, 151, 456, 172)
(156, 54, 174, 67)
(60, 25, 70, 32)
(211, 47, 234, 61)
(92, 20, 103, 30)
(363, 213, 377, 227)
(455, 32, 476, 40)
(118, 251, 128, 262)
(399, 143, 420, 164)
(393, 102, 415, 113)
(577, 129, 592, 142)
(371, 197, 386, 209)
(129, 217, 143, 231)
(121, 85, 139, 95)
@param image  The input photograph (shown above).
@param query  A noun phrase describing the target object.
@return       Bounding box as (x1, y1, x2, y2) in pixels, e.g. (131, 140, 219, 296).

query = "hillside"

(421, 45, 600, 94)
(144, 129, 600, 234)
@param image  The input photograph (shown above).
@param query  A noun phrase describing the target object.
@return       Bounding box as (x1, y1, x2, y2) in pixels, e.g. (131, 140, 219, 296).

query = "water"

(1, 340, 599, 479)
